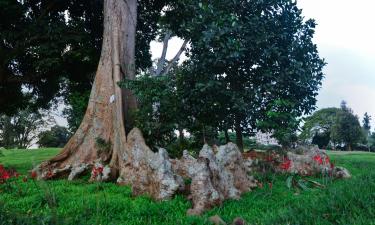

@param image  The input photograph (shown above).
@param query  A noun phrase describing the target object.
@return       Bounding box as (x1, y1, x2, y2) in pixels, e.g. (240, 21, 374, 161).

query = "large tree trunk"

(35, 0, 137, 180)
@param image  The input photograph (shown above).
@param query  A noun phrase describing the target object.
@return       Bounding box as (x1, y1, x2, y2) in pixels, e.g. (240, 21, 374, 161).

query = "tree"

(331, 109, 364, 151)
(300, 107, 342, 148)
(0, 109, 48, 149)
(0, 0, 171, 117)
(162, 0, 324, 150)
(0, 115, 15, 148)
(36, 0, 139, 176)
(362, 112, 371, 141)
(38, 126, 71, 148)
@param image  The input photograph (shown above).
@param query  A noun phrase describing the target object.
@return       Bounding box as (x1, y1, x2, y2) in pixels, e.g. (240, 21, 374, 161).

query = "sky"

(296, 0, 375, 128)
(56, 0, 375, 129)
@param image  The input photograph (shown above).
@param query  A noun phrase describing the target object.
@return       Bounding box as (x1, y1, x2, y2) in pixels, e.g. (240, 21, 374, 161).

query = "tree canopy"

(125, 0, 325, 150)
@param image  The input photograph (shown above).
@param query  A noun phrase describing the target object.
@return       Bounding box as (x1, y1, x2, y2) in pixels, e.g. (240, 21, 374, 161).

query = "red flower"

(46, 170, 53, 178)
(330, 162, 335, 169)
(279, 157, 292, 170)
(268, 182, 273, 189)
(23, 177, 28, 182)
(31, 171, 37, 179)
(265, 155, 273, 162)
(325, 156, 330, 164)
(313, 155, 323, 165)
(92, 166, 104, 178)
(249, 151, 257, 159)
(1, 171, 10, 180)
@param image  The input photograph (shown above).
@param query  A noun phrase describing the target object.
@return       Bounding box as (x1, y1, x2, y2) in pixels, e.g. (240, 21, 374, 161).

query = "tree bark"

(235, 119, 244, 152)
(35, 0, 137, 180)
(224, 129, 230, 143)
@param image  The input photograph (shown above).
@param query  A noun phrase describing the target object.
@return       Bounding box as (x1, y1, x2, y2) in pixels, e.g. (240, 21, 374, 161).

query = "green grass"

(0, 149, 375, 225)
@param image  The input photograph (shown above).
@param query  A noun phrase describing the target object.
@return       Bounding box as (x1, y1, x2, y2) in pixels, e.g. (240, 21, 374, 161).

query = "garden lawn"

(0, 148, 375, 225)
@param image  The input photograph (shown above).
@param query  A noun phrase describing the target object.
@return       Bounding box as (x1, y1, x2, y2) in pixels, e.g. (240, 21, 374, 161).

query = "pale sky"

(57, 1, 375, 130)
(297, 0, 375, 128)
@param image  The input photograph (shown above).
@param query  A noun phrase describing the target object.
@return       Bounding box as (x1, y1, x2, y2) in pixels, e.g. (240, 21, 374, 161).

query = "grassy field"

(0, 148, 375, 225)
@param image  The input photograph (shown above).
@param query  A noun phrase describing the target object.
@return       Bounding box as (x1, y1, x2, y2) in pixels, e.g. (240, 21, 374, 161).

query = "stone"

(185, 144, 255, 215)
(332, 166, 351, 178)
(68, 163, 88, 180)
(231, 217, 247, 225)
(209, 215, 227, 225)
(117, 128, 183, 200)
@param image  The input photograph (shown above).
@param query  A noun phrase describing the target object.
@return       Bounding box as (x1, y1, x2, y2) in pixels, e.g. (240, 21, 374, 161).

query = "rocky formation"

(244, 145, 351, 179)
(173, 144, 256, 215)
(116, 128, 183, 200)
(35, 129, 350, 215)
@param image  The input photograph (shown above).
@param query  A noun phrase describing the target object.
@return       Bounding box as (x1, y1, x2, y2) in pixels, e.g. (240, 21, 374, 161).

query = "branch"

(161, 39, 189, 76)
(154, 31, 172, 76)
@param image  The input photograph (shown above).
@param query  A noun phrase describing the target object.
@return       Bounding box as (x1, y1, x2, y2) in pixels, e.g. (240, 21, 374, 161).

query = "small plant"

(95, 137, 111, 153)
(286, 174, 325, 192)
(0, 149, 4, 157)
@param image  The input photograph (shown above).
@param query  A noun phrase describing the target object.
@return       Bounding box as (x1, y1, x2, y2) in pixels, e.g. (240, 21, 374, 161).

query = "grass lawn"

(1, 148, 375, 225)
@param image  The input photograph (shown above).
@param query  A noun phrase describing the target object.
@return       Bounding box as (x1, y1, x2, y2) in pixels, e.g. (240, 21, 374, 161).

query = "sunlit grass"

(0, 149, 374, 225)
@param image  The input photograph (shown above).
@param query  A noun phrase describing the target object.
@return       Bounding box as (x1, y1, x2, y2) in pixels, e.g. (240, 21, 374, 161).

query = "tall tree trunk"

(224, 129, 230, 143)
(235, 119, 243, 152)
(35, 0, 137, 180)
(178, 127, 184, 145)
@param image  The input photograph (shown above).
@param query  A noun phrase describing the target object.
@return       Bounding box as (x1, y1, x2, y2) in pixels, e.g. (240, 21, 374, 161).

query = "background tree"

(362, 112, 372, 147)
(0, 109, 50, 149)
(331, 109, 363, 151)
(300, 107, 341, 148)
(0, 115, 15, 148)
(38, 126, 71, 148)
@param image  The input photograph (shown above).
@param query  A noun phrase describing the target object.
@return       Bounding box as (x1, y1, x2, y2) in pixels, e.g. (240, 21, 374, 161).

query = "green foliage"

(127, 0, 324, 150)
(166, 0, 324, 148)
(331, 109, 364, 151)
(300, 108, 341, 140)
(362, 112, 371, 132)
(1, 149, 375, 224)
(217, 132, 256, 149)
(0, 109, 48, 149)
(62, 91, 90, 133)
(0, 0, 172, 117)
(121, 74, 182, 148)
(301, 106, 364, 150)
(38, 126, 71, 148)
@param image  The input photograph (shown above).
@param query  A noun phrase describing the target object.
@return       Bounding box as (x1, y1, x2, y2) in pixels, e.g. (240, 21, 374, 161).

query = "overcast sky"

(57, 1, 375, 129)
(297, 0, 375, 128)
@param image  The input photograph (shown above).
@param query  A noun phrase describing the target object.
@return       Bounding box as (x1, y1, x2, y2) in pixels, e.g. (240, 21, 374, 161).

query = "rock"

(232, 217, 247, 225)
(117, 128, 183, 200)
(186, 144, 255, 215)
(332, 166, 351, 178)
(68, 163, 88, 180)
(115, 129, 255, 215)
(209, 215, 227, 225)
(248, 145, 351, 179)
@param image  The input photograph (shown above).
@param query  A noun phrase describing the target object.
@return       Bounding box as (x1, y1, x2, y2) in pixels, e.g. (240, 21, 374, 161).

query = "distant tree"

(340, 100, 349, 112)
(0, 109, 50, 149)
(0, 115, 16, 148)
(38, 126, 71, 148)
(363, 113, 372, 132)
(300, 108, 341, 148)
(331, 109, 364, 151)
